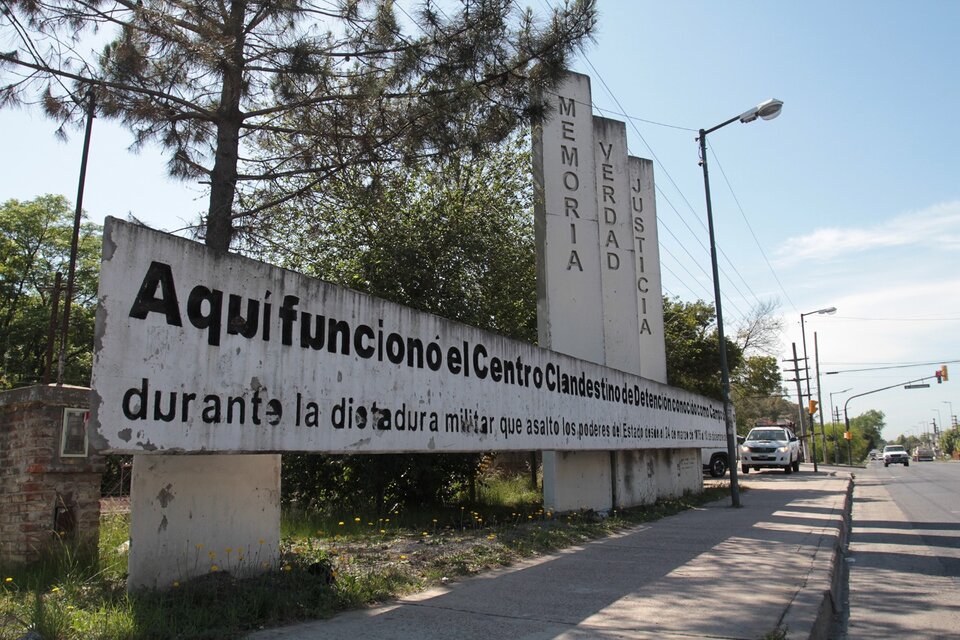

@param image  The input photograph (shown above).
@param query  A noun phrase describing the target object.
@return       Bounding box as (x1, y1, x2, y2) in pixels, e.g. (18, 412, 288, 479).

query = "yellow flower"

(421, 531, 428, 536)
(486, 534, 496, 540)
(225, 547, 233, 554)
(51, 586, 60, 593)
(3, 577, 12, 583)
(208, 551, 217, 559)
(195, 543, 204, 550)
(338, 521, 345, 526)
(210, 565, 219, 572)
(380, 529, 386, 534)
(172, 581, 180, 588)
(282, 564, 292, 572)
(258, 539, 265, 545)
(354, 517, 361, 523)
(399, 554, 407, 560)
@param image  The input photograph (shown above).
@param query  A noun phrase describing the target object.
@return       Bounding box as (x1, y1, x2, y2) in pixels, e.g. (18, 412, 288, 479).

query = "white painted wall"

(91, 219, 726, 456)
(128, 454, 280, 590)
(614, 448, 701, 508)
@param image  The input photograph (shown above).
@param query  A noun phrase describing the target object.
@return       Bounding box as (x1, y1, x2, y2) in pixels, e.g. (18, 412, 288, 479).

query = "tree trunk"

(205, 1, 247, 251)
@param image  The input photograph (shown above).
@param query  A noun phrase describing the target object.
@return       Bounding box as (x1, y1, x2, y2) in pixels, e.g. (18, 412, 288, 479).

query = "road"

(839, 460, 960, 638)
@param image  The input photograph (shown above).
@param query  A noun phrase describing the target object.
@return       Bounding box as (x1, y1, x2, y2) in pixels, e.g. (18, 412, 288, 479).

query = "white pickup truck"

(702, 445, 732, 477)
(739, 425, 801, 474)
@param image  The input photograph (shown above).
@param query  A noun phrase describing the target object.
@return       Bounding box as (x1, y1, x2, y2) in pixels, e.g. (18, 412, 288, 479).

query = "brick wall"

(0, 385, 104, 565)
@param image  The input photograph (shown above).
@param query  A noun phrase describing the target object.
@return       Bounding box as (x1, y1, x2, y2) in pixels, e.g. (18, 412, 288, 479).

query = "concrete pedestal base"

(543, 448, 702, 513)
(613, 448, 702, 508)
(542, 451, 613, 513)
(128, 454, 281, 590)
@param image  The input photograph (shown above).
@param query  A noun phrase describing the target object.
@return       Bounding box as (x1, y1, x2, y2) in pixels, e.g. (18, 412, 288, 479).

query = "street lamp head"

(739, 99, 784, 124)
(803, 306, 837, 318)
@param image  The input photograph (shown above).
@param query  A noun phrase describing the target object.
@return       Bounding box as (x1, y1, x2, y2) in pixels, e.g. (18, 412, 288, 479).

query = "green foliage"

(249, 136, 536, 512)
(282, 452, 483, 515)
(663, 297, 744, 400)
(821, 410, 886, 463)
(940, 428, 960, 457)
(730, 355, 793, 434)
(0, 195, 101, 388)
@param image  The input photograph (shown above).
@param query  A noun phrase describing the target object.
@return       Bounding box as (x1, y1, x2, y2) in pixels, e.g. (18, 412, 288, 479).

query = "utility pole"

(814, 332, 828, 460)
(786, 343, 816, 466)
(57, 87, 95, 385)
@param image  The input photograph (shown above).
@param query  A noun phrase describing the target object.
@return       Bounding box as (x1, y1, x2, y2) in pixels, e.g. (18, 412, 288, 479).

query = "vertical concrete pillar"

(127, 454, 281, 590)
(534, 73, 614, 512)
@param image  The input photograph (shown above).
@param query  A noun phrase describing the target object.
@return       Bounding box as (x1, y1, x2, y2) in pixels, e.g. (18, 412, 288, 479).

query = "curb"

(781, 474, 854, 639)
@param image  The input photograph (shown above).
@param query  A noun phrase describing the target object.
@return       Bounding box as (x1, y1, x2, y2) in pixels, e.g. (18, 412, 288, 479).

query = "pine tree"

(1, 0, 596, 250)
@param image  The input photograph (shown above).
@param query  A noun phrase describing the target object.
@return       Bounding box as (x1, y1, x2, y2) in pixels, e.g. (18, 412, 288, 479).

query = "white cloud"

(775, 200, 960, 266)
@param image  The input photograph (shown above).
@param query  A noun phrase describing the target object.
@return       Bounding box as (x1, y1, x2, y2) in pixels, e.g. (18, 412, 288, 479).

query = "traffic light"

(808, 399, 819, 415)
(942, 365, 949, 382)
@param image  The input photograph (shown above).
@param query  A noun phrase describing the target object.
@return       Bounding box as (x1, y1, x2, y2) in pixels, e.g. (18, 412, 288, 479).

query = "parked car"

(868, 449, 879, 460)
(913, 446, 934, 461)
(701, 437, 744, 478)
(882, 444, 910, 467)
(740, 426, 801, 474)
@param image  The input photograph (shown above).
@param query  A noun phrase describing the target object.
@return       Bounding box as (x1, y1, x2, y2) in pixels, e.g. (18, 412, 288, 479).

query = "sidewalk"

(248, 468, 853, 640)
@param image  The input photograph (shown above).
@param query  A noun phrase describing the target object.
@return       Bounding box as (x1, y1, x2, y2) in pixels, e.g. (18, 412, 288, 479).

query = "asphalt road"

(839, 460, 960, 638)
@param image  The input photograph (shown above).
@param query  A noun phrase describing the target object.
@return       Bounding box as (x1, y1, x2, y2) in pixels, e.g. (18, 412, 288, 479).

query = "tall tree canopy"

(0, 195, 100, 388)
(250, 132, 536, 510)
(662, 297, 744, 401)
(663, 296, 789, 433)
(1, 0, 596, 250)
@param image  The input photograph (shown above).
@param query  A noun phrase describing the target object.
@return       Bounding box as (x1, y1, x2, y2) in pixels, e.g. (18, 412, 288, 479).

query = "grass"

(1, 477, 732, 640)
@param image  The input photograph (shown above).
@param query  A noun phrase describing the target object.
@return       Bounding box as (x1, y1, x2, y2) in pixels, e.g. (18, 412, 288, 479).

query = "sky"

(1, 0, 958, 442)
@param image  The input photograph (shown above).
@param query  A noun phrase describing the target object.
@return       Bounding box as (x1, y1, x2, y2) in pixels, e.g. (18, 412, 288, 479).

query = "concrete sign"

(629, 156, 667, 383)
(532, 72, 604, 363)
(91, 218, 725, 455)
(594, 117, 641, 376)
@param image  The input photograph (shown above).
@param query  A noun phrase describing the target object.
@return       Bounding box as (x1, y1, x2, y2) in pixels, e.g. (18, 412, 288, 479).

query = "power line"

(708, 146, 798, 313)
(832, 315, 960, 322)
(573, 51, 761, 328)
(823, 359, 959, 374)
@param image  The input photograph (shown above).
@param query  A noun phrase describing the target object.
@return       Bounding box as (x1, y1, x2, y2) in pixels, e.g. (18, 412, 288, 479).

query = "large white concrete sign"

(91, 219, 725, 455)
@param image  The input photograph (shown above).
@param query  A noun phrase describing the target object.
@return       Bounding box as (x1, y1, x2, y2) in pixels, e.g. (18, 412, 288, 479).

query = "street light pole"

(829, 387, 852, 464)
(698, 98, 783, 508)
(800, 307, 835, 467)
(932, 408, 942, 452)
(844, 373, 938, 464)
(944, 401, 955, 429)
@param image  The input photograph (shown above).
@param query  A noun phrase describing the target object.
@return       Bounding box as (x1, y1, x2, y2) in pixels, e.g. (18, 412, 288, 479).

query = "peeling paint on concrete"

(91, 218, 725, 460)
(156, 484, 174, 508)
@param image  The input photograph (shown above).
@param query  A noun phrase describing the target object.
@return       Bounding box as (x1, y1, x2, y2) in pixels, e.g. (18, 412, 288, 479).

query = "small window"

(60, 408, 89, 457)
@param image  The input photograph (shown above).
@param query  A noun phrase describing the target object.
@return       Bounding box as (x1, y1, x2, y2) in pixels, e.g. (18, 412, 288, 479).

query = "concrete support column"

(128, 454, 281, 590)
